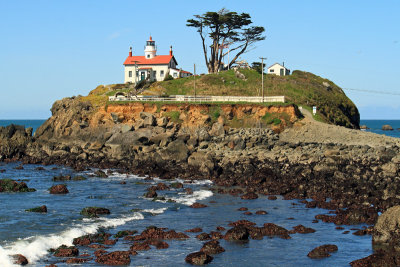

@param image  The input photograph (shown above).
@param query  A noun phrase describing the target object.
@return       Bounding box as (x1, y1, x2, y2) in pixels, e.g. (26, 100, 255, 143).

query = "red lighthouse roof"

(124, 55, 177, 65)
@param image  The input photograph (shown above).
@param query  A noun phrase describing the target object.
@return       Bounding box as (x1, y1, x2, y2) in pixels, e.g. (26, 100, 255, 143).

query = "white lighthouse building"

(123, 36, 192, 83)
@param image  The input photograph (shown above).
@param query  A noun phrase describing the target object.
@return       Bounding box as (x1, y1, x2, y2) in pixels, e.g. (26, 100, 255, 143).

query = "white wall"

(267, 64, 290, 76)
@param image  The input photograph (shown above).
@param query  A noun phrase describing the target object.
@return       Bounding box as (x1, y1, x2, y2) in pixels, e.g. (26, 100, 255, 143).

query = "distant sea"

(360, 120, 400, 138)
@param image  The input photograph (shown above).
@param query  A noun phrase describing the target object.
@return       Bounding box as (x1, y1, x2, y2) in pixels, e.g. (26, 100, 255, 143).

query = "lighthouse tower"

(144, 36, 156, 59)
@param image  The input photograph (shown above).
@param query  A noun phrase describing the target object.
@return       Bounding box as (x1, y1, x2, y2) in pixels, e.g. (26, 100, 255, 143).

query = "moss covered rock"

(0, 179, 36, 193)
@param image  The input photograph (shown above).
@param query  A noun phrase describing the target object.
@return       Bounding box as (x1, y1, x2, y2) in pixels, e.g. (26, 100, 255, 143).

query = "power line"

(342, 88, 400, 96)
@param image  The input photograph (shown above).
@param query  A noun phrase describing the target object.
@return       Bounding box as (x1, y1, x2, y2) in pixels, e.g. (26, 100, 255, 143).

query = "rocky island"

(1, 69, 399, 265)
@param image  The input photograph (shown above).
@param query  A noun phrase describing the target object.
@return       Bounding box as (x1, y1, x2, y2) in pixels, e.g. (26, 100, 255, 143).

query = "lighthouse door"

(140, 72, 145, 81)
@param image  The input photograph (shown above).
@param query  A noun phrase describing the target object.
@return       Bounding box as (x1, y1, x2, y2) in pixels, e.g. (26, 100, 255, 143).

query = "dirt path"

(279, 107, 400, 147)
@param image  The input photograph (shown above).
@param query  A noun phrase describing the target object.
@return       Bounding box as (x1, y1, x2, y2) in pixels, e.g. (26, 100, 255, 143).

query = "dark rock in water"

(185, 251, 213, 265)
(290, 224, 316, 234)
(262, 223, 291, 239)
(210, 231, 223, 240)
(216, 226, 226, 231)
(190, 203, 208, 208)
(147, 240, 169, 249)
(255, 210, 268, 215)
(94, 170, 108, 178)
(53, 245, 79, 257)
(238, 207, 248, 211)
(224, 226, 249, 241)
(14, 165, 24, 170)
(114, 230, 138, 238)
(0, 169, 5, 173)
(94, 249, 107, 257)
(45, 264, 58, 267)
(241, 192, 258, 200)
(0, 179, 36, 193)
(25, 205, 47, 213)
(144, 190, 157, 198)
(12, 254, 28, 265)
(35, 166, 45, 171)
(73, 175, 87, 181)
(349, 249, 400, 267)
(133, 226, 189, 240)
(53, 175, 71, 181)
(359, 125, 369, 130)
(170, 182, 183, 189)
(95, 251, 131, 265)
(268, 196, 277, 200)
(382, 124, 394, 131)
(307, 244, 338, 259)
(80, 207, 110, 218)
(228, 220, 256, 227)
(73, 232, 112, 246)
(196, 233, 212, 241)
(186, 227, 203, 233)
(244, 211, 252, 215)
(66, 258, 89, 264)
(130, 242, 151, 251)
(49, 184, 69, 194)
(200, 240, 225, 254)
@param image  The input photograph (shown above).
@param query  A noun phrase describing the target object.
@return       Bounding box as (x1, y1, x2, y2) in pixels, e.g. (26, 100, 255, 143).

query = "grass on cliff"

(145, 69, 359, 128)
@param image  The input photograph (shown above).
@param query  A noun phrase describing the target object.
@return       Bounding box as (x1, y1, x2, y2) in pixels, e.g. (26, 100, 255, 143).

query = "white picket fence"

(108, 95, 285, 103)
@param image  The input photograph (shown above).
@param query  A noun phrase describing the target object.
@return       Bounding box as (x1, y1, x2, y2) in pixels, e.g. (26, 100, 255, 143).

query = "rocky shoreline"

(2, 96, 400, 265)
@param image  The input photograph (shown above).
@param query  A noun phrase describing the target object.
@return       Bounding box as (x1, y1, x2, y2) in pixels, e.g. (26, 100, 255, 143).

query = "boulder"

(159, 140, 189, 162)
(95, 251, 131, 265)
(241, 192, 258, 200)
(382, 125, 394, 131)
(49, 184, 69, 194)
(80, 207, 110, 218)
(209, 122, 225, 137)
(12, 254, 28, 265)
(185, 251, 213, 265)
(186, 227, 203, 233)
(0, 179, 36, 193)
(157, 117, 168, 127)
(307, 244, 338, 258)
(224, 226, 249, 241)
(53, 245, 79, 257)
(373, 206, 400, 249)
(190, 203, 208, 208)
(200, 240, 225, 254)
(140, 112, 156, 127)
(25, 205, 47, 213)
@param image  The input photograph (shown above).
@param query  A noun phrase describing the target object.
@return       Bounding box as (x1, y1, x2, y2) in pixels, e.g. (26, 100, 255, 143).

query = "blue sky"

(0, 0, 399, 119)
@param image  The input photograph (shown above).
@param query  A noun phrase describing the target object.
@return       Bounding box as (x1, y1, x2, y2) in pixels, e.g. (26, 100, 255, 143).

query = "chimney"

(129, 47, 132, 57)
(169, 46, 173, 56)
(283, 62, 285, 67)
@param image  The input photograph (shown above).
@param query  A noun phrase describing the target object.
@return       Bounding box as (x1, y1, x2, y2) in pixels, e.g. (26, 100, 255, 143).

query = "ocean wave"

(0, 213, 144, 264)
(142, 207, 168, 214)
(171, 190, 213, 206)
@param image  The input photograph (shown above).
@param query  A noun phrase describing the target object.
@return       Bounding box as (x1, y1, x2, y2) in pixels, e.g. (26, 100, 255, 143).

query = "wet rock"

(12, 254, 28, 265)
(190, 203, 208, 208)
(170, 182, 183, 189)
(216, 226, 226, 231)
(53, 245, 79, 257)
(241, 192, 258, 200)
(200, 240, 225, 254)
(349, 249, 400, 267)
(134, 226, 189, 240)
(224, 226, 249, 241)
(130, 242, 151, 251)
(25, 205, 47, 213)
(244, 211, 252, 215)
(307, 244, 338, 259)
(94, 170, 108, 178)
(268, 196, 277, 200)
(66, 258, 89, 264)
(196, 233, 212, 241)
(94, 249, 107, 257)
(73, 232, 112, 246)
(80, 207, 110, 218)
(35, 166, 45, 171)
(186, 227, 203, 233)
(255, 210, 268, 215)
(0, 179, 36, 193)
(185, 251, 213, 265)
(238, 207, 248, 211)
(382, 125, 394, 131)
(53, 175, 72, 181)
(210, 231, 223, 240)
(95, 251, 131, 265)
(228, 220, 256, 227)
(262, 223, 291, 239)
(114, 230, 138, 238)
(290, 225, 316, 234)
(148, 240, 169, 249)
(48, 184, 69, 194)
(144, 190, 157, 198)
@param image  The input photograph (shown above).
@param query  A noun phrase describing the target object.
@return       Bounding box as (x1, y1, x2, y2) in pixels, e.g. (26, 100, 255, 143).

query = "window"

(173, 72, 177, 78)
(270, 69, 274, 73)
(153, 71, 157, 77)
(128, 71, 132, 77)
(160, 70, 164, 77)
(147, 54, 150, 58)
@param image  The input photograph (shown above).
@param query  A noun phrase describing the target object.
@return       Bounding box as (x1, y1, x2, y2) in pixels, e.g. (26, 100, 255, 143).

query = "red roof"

(124, 55, 175, 65)
(180, 70, 192, 74)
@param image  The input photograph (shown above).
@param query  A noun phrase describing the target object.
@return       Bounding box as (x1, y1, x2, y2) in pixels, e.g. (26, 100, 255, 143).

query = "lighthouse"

(144, 36, 156, 59)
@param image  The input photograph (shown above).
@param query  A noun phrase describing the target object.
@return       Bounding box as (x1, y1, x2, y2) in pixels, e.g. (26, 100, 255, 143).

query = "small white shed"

(267, 63, 290, 76)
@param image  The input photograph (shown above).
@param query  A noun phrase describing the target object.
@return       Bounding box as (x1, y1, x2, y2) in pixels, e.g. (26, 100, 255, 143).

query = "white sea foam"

(0, 213, 144, 264)
(142, 207, 168, 214)
(176, 178, 213, 185)
(0, 245, 15, 267)
(171, 190, 213, 206)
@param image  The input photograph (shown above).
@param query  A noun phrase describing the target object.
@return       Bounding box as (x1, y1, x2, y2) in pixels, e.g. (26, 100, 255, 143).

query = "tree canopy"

(187, 9, 265, 73)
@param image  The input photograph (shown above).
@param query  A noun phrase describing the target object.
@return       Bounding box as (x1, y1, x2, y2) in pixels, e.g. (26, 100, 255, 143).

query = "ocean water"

(0, 162, 372, 267)
(360, 120, 400, 138)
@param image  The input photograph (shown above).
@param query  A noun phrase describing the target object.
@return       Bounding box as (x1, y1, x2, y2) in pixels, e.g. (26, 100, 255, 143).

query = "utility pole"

(259, 57, 267, 103)
(194, 64, 196, 101)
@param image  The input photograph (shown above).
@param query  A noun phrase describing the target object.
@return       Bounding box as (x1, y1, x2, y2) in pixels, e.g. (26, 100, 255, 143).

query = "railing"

(108, 95, 285, 103)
